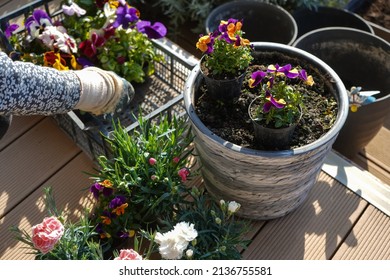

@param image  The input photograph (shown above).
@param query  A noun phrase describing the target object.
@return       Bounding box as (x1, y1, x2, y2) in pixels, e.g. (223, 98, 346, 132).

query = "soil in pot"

(194, 51, 339, 151)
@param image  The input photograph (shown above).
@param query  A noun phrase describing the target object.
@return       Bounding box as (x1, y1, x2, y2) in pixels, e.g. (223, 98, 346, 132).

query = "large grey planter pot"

(293, 27, 390, 158)
(292, 6, 373, 38)
(184, 42, 348, 220)
(205, 1, 298, 45)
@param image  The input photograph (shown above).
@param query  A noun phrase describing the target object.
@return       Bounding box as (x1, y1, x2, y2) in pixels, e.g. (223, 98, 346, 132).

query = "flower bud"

(186, 249, 194, 258)
(228, 201, 241, 214)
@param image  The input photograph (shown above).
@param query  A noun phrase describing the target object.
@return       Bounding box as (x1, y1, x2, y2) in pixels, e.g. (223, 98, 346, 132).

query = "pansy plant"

(249, 64, 315, 128)
(4, 0, 167, 82)
(196, 18, 253, 79)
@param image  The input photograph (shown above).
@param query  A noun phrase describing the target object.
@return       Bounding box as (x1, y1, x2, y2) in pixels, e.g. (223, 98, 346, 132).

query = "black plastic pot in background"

(205, 1, 298, 45)
(292, 6, 373, 38)
(293, 27, 390, 158)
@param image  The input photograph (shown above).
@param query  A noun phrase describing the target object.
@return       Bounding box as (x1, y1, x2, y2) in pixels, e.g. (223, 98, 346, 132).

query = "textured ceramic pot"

(205, 1, 298, 45)
(184, 42, 348, 220)
(293, 27, 390, 158)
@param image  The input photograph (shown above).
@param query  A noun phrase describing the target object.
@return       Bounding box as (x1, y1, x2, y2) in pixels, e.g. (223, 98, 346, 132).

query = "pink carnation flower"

(178, 168, 190, 182)
(114, 249, 143, 260)
(149, 157, 157, 165)
(31, 216, 64, 254)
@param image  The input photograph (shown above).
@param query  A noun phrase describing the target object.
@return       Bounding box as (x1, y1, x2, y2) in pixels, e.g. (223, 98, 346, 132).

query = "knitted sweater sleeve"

(0, 51, 81, 115)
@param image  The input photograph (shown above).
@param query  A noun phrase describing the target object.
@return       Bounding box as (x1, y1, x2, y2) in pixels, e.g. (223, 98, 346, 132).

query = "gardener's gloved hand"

(74, 67, 135, 115)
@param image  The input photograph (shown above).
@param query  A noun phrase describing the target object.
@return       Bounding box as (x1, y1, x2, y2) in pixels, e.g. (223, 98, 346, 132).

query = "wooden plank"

(333, 205, 390, 260)
(323, 150, 390, 217)
(0, 153, 96, 260)
(0, 117, 80, 219)
(242, 172, 367, 259)
(352, 153, 390, 186)
(0, 116, 44, 151)
(362, 124, 390, 168)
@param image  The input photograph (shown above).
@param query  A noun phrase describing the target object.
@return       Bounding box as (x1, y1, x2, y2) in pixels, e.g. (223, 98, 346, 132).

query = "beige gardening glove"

(74, 67, 135, 115)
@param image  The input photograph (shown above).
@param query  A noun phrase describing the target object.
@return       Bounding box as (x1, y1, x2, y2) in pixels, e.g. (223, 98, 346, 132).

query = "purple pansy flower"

(89, 182, 114, 199)
(268, 64, 299, 79)
(136, 20, 167, 39)
(113, 5, 139, 29)
(4, 23, 19, 38)
(90, 182, 103, 199)
(109, 196, 127, 209)
(249, 70, 267, 88)
(25, 9, 52, 38)
(263, 93, 286, 113)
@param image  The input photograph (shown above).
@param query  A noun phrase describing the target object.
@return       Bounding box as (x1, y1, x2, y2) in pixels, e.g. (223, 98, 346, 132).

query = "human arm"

(0, 51, 134, 116)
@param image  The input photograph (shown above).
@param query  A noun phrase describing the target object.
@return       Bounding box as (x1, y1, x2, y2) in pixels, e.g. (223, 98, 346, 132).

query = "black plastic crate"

(1, 0, 198, 161)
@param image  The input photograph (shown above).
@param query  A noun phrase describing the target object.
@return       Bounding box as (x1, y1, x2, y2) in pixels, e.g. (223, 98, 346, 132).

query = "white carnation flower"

(173, 221, 198, 242)
(155, 230, 188, 260)
(228, 201, 241, 214)
(155, 222, 198, 260)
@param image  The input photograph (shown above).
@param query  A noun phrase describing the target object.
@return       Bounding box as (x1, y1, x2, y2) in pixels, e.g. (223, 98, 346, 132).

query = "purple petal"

(136, 20, 167, 39)
(250, 71, 266, 87)
(298, 69, 307, 81)
(269, 95, 286, 109)
(263, 102, 272, 113)
(4, 23, 19, 38)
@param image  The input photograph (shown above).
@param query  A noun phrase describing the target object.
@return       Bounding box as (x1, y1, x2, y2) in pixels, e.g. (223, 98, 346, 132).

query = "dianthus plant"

(88, 114, 196, 246)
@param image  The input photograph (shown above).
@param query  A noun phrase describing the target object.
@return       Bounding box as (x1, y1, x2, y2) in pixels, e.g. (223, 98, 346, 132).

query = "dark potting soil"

(194, 51, 339, 151)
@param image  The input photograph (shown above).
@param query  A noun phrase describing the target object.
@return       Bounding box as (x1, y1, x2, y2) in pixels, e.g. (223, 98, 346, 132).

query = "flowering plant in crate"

(4, 0, 167, 83)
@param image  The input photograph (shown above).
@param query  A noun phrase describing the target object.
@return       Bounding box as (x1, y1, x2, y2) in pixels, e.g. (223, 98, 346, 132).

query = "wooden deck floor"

(0, 115, 389, 260)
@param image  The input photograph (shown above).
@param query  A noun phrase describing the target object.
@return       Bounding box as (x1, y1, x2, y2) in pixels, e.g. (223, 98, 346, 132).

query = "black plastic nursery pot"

(292, 6, 373, 38)
(184, 42, 348, 220)
(205, 0, 298, 45)
(293, 27, 390, 158)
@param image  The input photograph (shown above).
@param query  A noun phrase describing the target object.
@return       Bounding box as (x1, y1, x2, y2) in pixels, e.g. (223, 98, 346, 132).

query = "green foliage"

(89, 114, 196, 244)
(204, 36, 253, 78)
(97, 29, 164, 83)
(164, 188, 251, 260)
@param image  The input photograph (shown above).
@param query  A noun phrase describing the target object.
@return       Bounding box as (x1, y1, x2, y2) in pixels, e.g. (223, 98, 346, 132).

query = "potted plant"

(247, 63, 314, 149)
(184, 34, 349, 219)
(196, 18, 253, 100)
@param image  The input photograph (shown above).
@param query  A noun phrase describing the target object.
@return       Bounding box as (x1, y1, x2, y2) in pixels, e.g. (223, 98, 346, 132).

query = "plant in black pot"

(196, 18, 253, 101)
(184, 41, 349, 220)
(247, 63, 314, 149)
